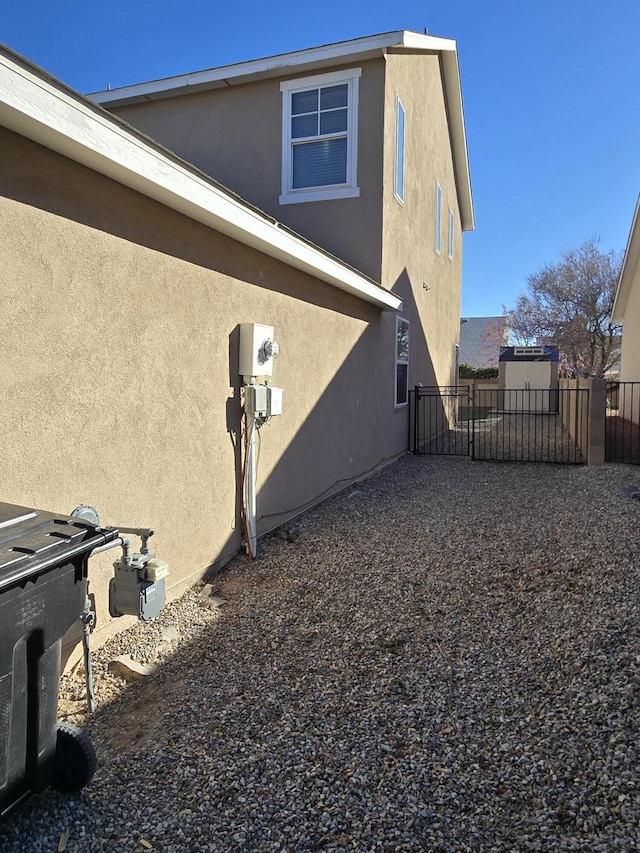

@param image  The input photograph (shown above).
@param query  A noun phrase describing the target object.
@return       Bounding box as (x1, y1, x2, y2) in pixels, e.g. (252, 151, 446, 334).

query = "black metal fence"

(410, 386, 471, 456)
(411, 385, 589, 464)
(605, 381, 640, 464)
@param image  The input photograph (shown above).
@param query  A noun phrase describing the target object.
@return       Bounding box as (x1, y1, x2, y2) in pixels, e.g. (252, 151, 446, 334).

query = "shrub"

(459, 364, 499, 379)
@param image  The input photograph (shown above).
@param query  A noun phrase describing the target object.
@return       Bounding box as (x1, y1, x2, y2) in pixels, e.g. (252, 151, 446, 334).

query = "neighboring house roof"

(0, 45, 401, 311)
(459, 316, 508, 368)
(90, 31, 474, 233)
(612, 193, 640, 323)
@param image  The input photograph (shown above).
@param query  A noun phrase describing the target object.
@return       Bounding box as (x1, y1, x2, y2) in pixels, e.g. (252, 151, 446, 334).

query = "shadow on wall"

(0, 129, 374, 324)
(0, 131, 448, 603)
(222, 268, 441, 556)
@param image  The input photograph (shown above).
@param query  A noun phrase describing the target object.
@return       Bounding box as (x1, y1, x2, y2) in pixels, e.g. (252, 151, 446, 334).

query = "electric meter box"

(267, 387, 283, 416)
(239, 324, 276, 378)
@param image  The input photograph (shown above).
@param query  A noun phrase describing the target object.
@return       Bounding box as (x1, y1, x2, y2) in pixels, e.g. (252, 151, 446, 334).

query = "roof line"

(89, 31, 455, 103)
(0, 45, 401, 312)
(612, 193, 640, 323)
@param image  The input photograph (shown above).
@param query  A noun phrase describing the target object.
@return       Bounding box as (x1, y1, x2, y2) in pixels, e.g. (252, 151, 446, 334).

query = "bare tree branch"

(506, 238, 622, 377)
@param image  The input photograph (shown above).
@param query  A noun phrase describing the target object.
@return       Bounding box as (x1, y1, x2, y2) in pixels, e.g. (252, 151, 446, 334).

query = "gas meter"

(71, 507, 169, 622)
(109, 527, 169, 621)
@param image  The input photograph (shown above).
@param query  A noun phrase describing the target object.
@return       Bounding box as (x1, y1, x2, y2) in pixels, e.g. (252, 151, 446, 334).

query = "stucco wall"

(113, 60, 386, 282)
(619, 256, 640, 385)
(380, 51, 463, 391)
(0, 128, 406, 647)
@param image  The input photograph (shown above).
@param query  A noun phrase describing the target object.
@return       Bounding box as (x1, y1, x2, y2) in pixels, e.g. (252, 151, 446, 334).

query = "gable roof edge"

(612, 193, 640, 324)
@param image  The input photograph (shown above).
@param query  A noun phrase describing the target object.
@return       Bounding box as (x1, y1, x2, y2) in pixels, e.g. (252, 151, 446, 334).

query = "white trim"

(0, 49, 401, 312)
(279, 187, 360, 205)
(90, 32, 455, 105)
(448, 208, 454, 259)
(612, 193, 640, 323)
(280, 68, 360, 205)
(88, 30, 474, 232)
(394, 95, 405, 205)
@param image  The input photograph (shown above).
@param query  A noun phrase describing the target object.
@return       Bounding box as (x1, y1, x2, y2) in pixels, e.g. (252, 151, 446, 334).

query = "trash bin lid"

(0, 501, 117, 591)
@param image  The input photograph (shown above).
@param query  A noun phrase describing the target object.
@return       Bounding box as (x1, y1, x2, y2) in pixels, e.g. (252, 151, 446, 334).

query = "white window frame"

(394, 96, 405, 204)
(280, 68, 361, 205)
(395, 316, 410, 408)
(435, 183, 442, 254)
(448, 208, 454, 259)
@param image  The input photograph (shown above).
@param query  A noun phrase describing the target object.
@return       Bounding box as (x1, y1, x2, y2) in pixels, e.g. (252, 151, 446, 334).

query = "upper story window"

(448, 208, 454, 259)
(394, 97, 405, 204)
(280, 69, 361, 205)
(435, 183, 442, 254)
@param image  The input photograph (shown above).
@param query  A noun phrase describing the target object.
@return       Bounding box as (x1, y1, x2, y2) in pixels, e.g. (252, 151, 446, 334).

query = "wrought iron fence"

(411, 386, 588, 464)
(605, 381, 640, 464)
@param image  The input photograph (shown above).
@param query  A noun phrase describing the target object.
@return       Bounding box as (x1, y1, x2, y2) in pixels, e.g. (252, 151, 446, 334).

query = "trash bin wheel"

(51, 722, 97, 793)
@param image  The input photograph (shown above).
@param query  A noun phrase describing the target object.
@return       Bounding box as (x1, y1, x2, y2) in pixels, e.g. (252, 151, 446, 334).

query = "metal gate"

(410, 386, 471, 456)
(605, 381, 640, 464)
(411, 385, 588, 463)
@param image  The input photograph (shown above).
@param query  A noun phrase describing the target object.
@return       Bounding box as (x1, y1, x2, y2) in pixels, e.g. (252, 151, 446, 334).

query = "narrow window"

(435, 183, 442, 254)
(395, 317, 410, 407)
(395, 97, 405, 203)
(448, 208, 454, 259)
(280, 69, 361, 204)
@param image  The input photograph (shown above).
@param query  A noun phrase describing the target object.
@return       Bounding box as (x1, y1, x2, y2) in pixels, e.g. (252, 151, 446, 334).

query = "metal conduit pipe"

(89, 536, 131, 563)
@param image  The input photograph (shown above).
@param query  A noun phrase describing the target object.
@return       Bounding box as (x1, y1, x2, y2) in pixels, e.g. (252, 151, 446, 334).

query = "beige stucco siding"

(113, 60, 386, 282)
(381, 51, 463, 389)
(619, 256, 640, 384)
(0, 128, 405, 645)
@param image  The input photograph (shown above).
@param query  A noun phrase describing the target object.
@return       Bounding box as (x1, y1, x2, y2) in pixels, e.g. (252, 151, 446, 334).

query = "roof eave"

(89, 31, 455, 105)
(612, 193, 640, 324)
(0, 47, 401, 312)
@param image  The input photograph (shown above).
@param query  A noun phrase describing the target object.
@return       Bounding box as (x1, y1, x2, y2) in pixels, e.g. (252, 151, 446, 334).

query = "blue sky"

(3, 0, 639, 316)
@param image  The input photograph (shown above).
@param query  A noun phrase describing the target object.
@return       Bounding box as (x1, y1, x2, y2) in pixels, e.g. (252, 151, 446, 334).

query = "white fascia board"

(0, 50, 401, 312)
(90, 31, 457, 105)
(612, 193, 640, 324)
(439, 50, 474, 232)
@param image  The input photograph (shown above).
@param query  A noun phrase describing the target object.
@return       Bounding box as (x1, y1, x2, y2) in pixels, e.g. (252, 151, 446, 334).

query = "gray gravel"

(1, 455, 639, 852)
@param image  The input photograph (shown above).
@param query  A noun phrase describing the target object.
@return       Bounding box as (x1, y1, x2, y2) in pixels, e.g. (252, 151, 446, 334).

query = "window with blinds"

(280, 69, 361, 204)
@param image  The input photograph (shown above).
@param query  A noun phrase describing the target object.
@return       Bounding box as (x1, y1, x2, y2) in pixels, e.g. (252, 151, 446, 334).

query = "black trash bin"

(0, 501, 117, 818)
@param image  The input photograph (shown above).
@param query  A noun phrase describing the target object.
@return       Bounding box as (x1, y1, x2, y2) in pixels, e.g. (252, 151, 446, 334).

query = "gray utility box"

(0, 501, 117, 818)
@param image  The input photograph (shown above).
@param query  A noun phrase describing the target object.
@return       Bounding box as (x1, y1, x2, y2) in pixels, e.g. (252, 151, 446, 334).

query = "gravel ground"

(1, 455, 639, 852)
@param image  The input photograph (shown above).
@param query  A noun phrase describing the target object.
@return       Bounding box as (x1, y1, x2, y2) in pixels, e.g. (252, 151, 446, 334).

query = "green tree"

(506, 238, 622, 377)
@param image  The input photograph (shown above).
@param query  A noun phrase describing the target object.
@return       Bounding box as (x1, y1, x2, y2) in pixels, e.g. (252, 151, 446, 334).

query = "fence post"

(585, 378, 606, 465)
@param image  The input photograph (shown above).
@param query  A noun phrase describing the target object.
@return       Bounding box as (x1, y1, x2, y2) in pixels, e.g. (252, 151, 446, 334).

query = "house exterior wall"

(380, 51, 463, 389)
(111, 50, 467, 397)
(0, 127, 406, 647)
(619, 257, 640, 384)
(113, 59, 386, 283)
